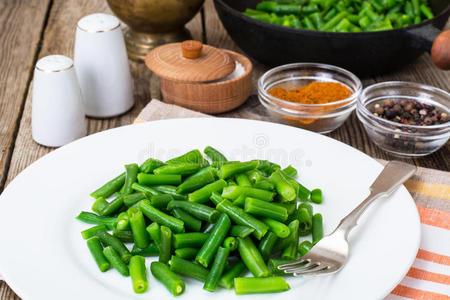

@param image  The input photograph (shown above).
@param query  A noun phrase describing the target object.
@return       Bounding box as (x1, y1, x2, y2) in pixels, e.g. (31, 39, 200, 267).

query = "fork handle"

(334, 161, 417, 239)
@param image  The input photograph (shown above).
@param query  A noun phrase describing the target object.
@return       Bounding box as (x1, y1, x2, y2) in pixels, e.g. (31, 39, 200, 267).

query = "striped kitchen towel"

(136, 100, 450, 299)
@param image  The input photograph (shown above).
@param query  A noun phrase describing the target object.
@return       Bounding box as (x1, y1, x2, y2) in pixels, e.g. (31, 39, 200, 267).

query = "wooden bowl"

(160, 50, 252, 114)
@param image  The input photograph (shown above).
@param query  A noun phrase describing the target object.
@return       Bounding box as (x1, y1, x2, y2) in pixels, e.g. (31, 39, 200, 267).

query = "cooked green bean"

(230, 225, 255, 238)
(123, 164, 139, 195)
(232, 194, 246, 207)
(196, 213, 231, 267)
(91, 173, 125, 199)
(146, 222, 161, 248)
(153, 163, 202, 175)
(188, 179, 227, 203)
(219, 161, 259, 179)
(216, 199, 269, 239)
(297, 205, 313, 236)
(166, 149, 204, 165)
(140, 200, 185, 233)
(209, 191, 225, 206)
(204, 146, 227, 162)
(137, 174, 182, 185)
(310, 188, 323, 204)
(173, 232, 209, 249)
(172, 208, 202, 232)
(253, 180, 275, 191)
(103, 246, 129, 276)
(273, 219, 299, 253)
(223, 236, 238, 251)
(151, 185, 187, 200)
(261, 218, 290, 238)
(218, 260, 247, 289)
(159, 226, 172, 263)
(235, 173, 252, 187)
(95, 231, 132, 263)
(129, 256, 148, 293)
(99, 194, 125, 216)
(268, 258, 295, 275)
(237, 237, 271, 277)
(169, 255, 209, 282)
(151, 261, 186, 296)
(131, 242, 159, 256)
(282, 219, 300, 260)
(150, 194, 174, 210)
(131, 183, 160, 196)
(202, 222, 216, 234)
(312, 213, 324, 244)
(123, 193, 148, 207)
(274, 202, 296, 215)
(116, 212, 130, 231)
(245, 197, 288, 222)
(221, 186, 275, 202)
(112, 228, 134, 243)
(204, 247, 230, 292)
(128, 207, 150, 248)
(174, 247, 198, 259)
(81, 225, 108, 239)
(167, 200, 220, 223)
(92, 197, 108, 215)
(234, 276, 290, 294)
(258, 231, 278, 260)
(139, 157, 165, 174)
(270, 170, 296, 201)
(86, 236, 110, 272)
(298, 240, 313, 256)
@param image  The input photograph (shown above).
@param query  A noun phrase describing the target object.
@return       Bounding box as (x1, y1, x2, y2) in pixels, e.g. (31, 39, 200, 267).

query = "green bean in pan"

(230, 225, 255, 238)
(261, 218, 290, 238)
(86, 236, 110, 272)
(129, 255, 148, 293)
(234, 277, 290, 295)
(146, 222, 161, 248)
(90, 172, 125, 199)
(298, 240, 313, 257)
(153, 163, 202, 175)
(218, 260, 247, 289)
(166, 149, 204, 165)
(237, 237, 271, 277)
(137, 174, 182, 185)
(167, 200, 220, 223)
(188, 179, 227, 203)
(169, 255, 209, 282)
(244, 197, 288, 222)
(81, 225, 108, 239)
(219, 161, 259, 179)
(258, 231, 278, 260)
(128, 207, 150, 249)
(140, 200, 185, 233)
(131, 242, 159, 257)
(173, 232, 209, 249)
(151, 261, 186, 296)
(204, 247, 230, 292)
(312, 213, 324, 244)
(150, 194, 174, 210)
(95, 231, 132, 263)
(123, 193, 148, 207)
(204, 146, 227, 162)
(123, 163, 139, 195)
(174, 247, 198, 260)
(159, 226, 172, 263)
(172, 208, 202, 232)
(131, 183, 161, 196)
(176, 168, 216, 194)
(103, 246, 129, 276)
(221, 186, 275, 202)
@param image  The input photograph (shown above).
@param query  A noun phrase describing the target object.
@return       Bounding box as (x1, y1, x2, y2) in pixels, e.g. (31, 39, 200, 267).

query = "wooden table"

(0, 0, 448, 298)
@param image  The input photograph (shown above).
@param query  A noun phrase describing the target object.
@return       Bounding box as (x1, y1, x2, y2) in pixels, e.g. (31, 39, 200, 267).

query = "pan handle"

(408, 26, 450, 70)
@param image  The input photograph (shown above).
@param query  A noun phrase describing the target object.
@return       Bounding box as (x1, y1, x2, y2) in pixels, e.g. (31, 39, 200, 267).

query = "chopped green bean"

(234, 277, 290, 294)
(237, 237, 271, 277)
(151, 261, 185, 296)
(129, 256, 148, 293)
(103, 246, 129, 276)
(169, 255, 209, 282)
(140, 200, 185, 233)
(86, 237, 110, 272)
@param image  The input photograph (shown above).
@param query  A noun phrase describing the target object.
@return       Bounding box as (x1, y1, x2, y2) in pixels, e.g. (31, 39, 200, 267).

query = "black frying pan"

(213, 0, 450, 76)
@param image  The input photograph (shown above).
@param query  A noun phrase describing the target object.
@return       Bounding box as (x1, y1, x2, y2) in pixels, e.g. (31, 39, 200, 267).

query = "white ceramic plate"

(0, 118, 420, 300)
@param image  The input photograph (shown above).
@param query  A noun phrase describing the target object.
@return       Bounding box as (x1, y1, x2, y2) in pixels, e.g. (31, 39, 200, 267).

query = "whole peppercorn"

(392, 104, 402, 113)
(374, 103, 384, 115)
(383, 99, 394, 107)
(385, 109, 397, 119)
(404, 102, 414, 111)
(424, 117, 433, 125)
(399, 99, 408, 106)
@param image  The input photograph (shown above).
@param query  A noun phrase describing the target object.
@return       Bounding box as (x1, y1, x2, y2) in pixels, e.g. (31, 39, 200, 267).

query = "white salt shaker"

(32, 55, 86, 147)
(74, 13, 134, 118)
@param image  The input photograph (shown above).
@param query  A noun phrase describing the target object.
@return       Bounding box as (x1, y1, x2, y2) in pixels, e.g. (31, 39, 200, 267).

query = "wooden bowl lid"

(145, 40, 236, 83)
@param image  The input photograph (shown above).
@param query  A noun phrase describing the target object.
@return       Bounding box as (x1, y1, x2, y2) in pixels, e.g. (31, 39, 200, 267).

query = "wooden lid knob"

(431, 30, 450, 70)
(182, 40, 203, 59)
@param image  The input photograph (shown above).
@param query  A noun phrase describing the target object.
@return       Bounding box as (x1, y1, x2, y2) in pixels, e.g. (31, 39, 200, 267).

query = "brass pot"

(107, 0, 205, 61)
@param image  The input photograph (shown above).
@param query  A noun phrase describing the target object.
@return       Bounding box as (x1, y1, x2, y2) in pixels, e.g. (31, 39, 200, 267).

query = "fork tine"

(277, 259, 308, 270)
(283, 261, 314, 273)
(293, 265, 330, 276)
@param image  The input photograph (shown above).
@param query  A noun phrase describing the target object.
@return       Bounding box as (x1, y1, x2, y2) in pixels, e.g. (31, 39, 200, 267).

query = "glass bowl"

(258, 63, 362, 133)
(356, 81, 450, 157)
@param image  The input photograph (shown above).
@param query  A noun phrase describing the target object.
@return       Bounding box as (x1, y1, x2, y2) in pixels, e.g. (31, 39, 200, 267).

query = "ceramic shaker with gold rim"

(145, 40, 253, 114)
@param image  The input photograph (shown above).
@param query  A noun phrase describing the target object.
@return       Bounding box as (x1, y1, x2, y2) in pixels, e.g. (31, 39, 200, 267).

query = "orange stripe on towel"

(405, 180, 450, 200)
(406, 267, 450, 285)
(417, 249, 450, 266)
(391, 284, 450, 300)
(416, 205, 450, 230)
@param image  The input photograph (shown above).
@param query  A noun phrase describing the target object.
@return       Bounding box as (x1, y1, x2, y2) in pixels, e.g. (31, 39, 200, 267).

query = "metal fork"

(278, 161, 417, 276)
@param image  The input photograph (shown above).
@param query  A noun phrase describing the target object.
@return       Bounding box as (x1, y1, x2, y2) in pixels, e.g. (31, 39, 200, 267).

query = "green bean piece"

(196, 214, 231, 267)
(310, 188, 323, 204)
(359, 15, 372, 29)
(166, 149, 204, 165)
(116, 212, 130, 231)
(131, 183, 161, 196)
(405, 1, 414, 17)
(254, 179, 275, 191)
(282, 219, 300, 260)
(321, 11, 348, 31)
(216, 200, 269, 240)
(176, 168, 216, 194)
(95, 231, 132, 263)
(232, 194, 246, 207)
(237, 237, 271, 277)
(218, 261, 247, 289)
(204, 146, 227, 162)
(303, 16, 316, 30)
(310, 12, 324, 30)
(411, 0, 420, 16)
(274, 202, 296, 215)
(150, 194, 174, 210)
(151, 261, 186, 296)
(173, 232, 209, 249)
(246, 169, 265, 183)
(245, 197, 288, 222)
(131, 242, 159, 256)
(420, 4, 433, 19)
(140, 200, 185, 233)
(167, 200, 220, 223)
(99, 194, 125, 216)
(188, 179, 227, 203)
(262, 218, 291, 238)
(297, 207, 313, 236)
(235, 173, 252, 187)
(204, 247, 230, 292)
(223, 236, 238, 251)
(172, 208, 202, 232)
(153, 163, 202, 176)
(270, 170, 296, 201)
(221, 186, 275, 202)
(137, 173, 182, 185)
(273, 219, 299, 252)
(169, 255, 209, 282)
(302, 4, 319, 14)
(258, 231, 278, 260)
(123, 164, 139, 195)
(209, 191, 224, 206)
(112, 228, 134, 243)
(202, 222, 215, 233)
(234, 277, 290, 294)
(91, 172, 125, 199)
(92, 197, 108, 215)
(159, 226, 172, 263)
(230, 225, 255, 238)
(129, 256, 148, 293)
(312, 213, 324, 244)
(268, 258, 295, 275)
(81, 225, 107, 239)
(295, 181, 311, 202)
(123, 193, 148, 207)
(103, 246, 129, 276)
(227, 179, 237, 186)
(128, 207, 150, 248)
(336, 18, 352, 31)
(139, 157, 164, 174)
(86, 237, 110, 272)
(219, 161, 259, 179)
(146, 222, 161, 248)
(151, 185, 187, 200)
(174, 247, 198, 259)
(298, 240, 313, 256)
(324, 8, 338, 21)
